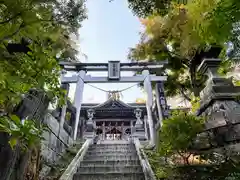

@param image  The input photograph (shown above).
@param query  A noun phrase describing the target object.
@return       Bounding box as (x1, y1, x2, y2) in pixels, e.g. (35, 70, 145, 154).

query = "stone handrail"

(59, 139, 93, 180)
(133, 138, 156, 180)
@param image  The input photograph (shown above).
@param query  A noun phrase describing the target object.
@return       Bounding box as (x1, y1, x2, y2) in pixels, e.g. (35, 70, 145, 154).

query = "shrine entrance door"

(105, 128, 122, 140)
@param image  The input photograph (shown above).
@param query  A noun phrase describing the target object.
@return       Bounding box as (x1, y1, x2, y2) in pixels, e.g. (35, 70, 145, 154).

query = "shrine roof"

(80, 98, 147, 119)
(81, 98, 146, 110)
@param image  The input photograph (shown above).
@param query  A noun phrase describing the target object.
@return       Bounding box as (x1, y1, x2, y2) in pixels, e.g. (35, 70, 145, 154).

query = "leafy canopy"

(125, 0, 188, 17)
(0, 0, 87, 112)
(129, 0, 240, 100)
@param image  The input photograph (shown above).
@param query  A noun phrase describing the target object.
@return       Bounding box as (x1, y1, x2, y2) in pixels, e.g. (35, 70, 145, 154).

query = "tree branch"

(180, 90, 191, 102)
(176, 83, 192, 102)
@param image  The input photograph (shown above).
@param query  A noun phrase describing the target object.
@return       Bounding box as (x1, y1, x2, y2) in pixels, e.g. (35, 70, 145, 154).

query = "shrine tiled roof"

(80, 98, 147, 119)
(81, 98, 146, 110)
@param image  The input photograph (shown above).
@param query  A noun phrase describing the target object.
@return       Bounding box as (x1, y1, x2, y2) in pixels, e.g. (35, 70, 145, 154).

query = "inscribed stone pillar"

(73, 70, 86, 140)
(155, 82, 168, 127)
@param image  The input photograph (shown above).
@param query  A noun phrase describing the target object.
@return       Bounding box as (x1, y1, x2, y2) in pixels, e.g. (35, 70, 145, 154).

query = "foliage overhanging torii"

(126, 0, 240, 101)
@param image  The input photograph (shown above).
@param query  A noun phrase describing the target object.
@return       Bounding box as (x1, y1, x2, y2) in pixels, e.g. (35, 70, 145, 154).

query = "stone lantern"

(195, 58, 240, 149)
(134, 108, 143, 129)
(86, 109, 95, 131)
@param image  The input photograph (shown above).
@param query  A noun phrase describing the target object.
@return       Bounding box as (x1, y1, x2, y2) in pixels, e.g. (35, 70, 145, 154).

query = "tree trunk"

(176, 83, 192, 102)
(23, 145, 41, 180)
(4, 144, 21, 180)
(0, 132, 12, 179)
(34, 145, 41, 180)
(17, 150, 31, 180)
(189, 60, 200, 97)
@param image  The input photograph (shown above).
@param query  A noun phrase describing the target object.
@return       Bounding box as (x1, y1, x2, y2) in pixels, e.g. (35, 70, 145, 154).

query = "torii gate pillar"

(142, 70, 155, 146)
(73, 70, 86, 140)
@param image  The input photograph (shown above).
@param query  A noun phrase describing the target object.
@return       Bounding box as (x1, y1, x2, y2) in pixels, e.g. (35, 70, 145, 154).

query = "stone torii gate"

(59, 61, 168, 146)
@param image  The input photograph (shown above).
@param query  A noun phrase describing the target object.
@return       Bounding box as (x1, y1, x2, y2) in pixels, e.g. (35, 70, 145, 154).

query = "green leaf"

(0, 124, 10, 133)
(9, 137, 18, 149)
(10, 114, 21, 125)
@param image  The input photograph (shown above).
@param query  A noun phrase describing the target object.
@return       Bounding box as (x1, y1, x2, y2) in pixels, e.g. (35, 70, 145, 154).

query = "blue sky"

(68, 0, 146, 103)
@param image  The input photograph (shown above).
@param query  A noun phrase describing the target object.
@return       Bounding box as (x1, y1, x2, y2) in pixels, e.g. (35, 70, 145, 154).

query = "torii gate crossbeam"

(59, 61, 168, 71)
(62, 75, 167, 83)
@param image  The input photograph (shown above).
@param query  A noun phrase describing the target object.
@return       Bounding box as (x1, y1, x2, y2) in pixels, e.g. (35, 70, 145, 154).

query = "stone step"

(83, 155, 139, 161)
(86, 149, 136, 154)
(80, 160, 141, 166)
(87, 147, 135, 152)
(88, 145, 134, 149)
(85, 152, 138, 157)
(78, 165, 143, 173)
(86, 151, 137, 156)
(73, 172, 145, 180)
(89, 144, 134, 147)
(96, 140, 131, 144)
(92, 141, 134, 146)
(89, 144, 134, 148)
(72, 142, 144, 180)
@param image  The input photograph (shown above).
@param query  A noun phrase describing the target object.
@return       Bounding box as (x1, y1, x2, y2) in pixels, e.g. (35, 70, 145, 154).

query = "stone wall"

(40, 113, 73, 177)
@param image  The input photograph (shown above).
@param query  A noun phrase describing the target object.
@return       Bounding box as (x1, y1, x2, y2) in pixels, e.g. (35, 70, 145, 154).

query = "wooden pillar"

(121, 122, 124, 140)
(130, 120, 133, 135)
(103, 122, 105, 140)
(73, 70, 86, 140)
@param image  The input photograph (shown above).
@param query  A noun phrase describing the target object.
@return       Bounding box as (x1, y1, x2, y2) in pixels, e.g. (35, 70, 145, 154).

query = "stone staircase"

(72, 142, 145, 180)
